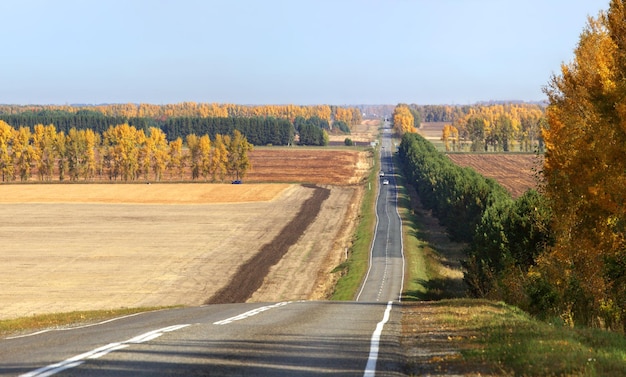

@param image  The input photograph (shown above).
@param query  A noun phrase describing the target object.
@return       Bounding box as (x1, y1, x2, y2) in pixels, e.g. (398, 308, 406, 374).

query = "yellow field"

(0, 183, 290, 204)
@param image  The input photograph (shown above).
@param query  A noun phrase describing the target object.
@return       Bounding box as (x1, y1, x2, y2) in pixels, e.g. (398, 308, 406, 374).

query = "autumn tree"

(441, 124, 459, 151)
(32, 124, 58, 181)
(102, 124, 144, 181)
(210, 133, 228, 182)
(392, 105, 416, 135)
(198, 134, 212, 180)
(144, 127, 169, 181)
(168, 137, 184, 180)
(227, 130, 253, 181)
(64, 128, 89, 180)
(186, 134, 202, 180)
(12, 127, 35, 181)
(541, 0, 626, 331)
(54, 131, 68, 181)
(0, 121, 14, 181)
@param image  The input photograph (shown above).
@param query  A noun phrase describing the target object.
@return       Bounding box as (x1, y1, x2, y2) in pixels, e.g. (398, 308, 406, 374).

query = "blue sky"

(0, 0, 610, 105)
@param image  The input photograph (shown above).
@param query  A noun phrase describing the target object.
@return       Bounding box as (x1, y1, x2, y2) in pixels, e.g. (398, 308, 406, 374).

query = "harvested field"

(0, 147, 368, 320)
(328, 119, 381, 146)
(0, 183, 289, 204)
(246, 148, 370, 185)
(447, 153, 541, 198)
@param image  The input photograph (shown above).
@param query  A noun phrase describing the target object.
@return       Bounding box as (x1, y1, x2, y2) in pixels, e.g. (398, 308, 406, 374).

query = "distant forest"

(0, 103, 363, 146)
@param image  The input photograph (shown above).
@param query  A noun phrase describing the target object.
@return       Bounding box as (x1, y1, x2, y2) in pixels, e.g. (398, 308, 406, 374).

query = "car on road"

(231, 180, 242, 184)
(379, 171, 385, 177)
(382, 179, 389, 185)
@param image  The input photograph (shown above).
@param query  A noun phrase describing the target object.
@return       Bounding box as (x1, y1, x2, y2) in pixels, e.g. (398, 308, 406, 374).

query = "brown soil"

(447, 153, 540, 198)
(246, 148, 370, 185)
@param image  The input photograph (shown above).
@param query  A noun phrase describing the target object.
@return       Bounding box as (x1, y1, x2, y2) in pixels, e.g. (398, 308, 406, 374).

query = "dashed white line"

(19, 324, 190, 377)
(213, 301, 291, 325)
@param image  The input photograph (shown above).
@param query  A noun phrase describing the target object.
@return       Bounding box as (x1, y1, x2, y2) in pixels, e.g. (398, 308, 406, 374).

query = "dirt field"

(447, 154, 540, 198)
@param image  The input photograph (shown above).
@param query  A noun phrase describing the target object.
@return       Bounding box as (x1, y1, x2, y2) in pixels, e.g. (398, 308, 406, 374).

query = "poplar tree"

(186, 134, 201, 180)
(227, 130, 253, 181)
(168, 137, 184, 180)
(210, 134, 228, 182)
(13, 127, 34, 181)
(0, 121, 15, 181)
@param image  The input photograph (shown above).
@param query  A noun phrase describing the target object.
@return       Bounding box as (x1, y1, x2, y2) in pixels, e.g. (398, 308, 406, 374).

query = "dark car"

(232, 180, 242, 184)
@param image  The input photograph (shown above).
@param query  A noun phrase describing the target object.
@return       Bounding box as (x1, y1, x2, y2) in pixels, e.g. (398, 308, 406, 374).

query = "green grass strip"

(330, 148, 379, 300)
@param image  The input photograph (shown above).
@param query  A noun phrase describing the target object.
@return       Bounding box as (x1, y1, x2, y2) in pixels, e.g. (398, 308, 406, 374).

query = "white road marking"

(213, 301, 291, 325)
(19, 324, 190, 377)
(363, 301, 393, 377)
(6, 311, 149, 340)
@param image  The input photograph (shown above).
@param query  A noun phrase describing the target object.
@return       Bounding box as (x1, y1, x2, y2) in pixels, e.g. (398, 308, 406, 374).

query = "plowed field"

(246, 148, 370, 185)
(447, 153, 540, 198)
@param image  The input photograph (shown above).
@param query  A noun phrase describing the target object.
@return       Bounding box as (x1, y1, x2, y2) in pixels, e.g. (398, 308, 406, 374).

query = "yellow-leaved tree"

(392, 105, 415, 135)
(541, 0, 626, 331)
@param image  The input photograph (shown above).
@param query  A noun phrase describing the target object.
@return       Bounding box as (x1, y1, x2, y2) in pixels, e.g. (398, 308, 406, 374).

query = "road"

(1, 124, 405, 376)
(357, 126, 404, 303)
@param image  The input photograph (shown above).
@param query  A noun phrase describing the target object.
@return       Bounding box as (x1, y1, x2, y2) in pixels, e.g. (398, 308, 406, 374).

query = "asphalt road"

(356, 126, 404, 303)
(1, 123, 406, 376)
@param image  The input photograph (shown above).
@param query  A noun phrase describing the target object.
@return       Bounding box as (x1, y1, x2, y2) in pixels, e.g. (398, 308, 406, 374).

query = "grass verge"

(0, 306, 178, 338)
(330, 148, 379, 300)
(402, 299, 626, 376)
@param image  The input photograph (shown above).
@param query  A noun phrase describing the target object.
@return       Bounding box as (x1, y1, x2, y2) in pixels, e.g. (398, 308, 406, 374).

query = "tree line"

(0, 111, 336, 147)
(447, 104, 546, 152)
(390, 103, 547, 153)
(398, 132, 555, 327)
(0, 103, 363, 127)
(0, 120, 252, 183)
